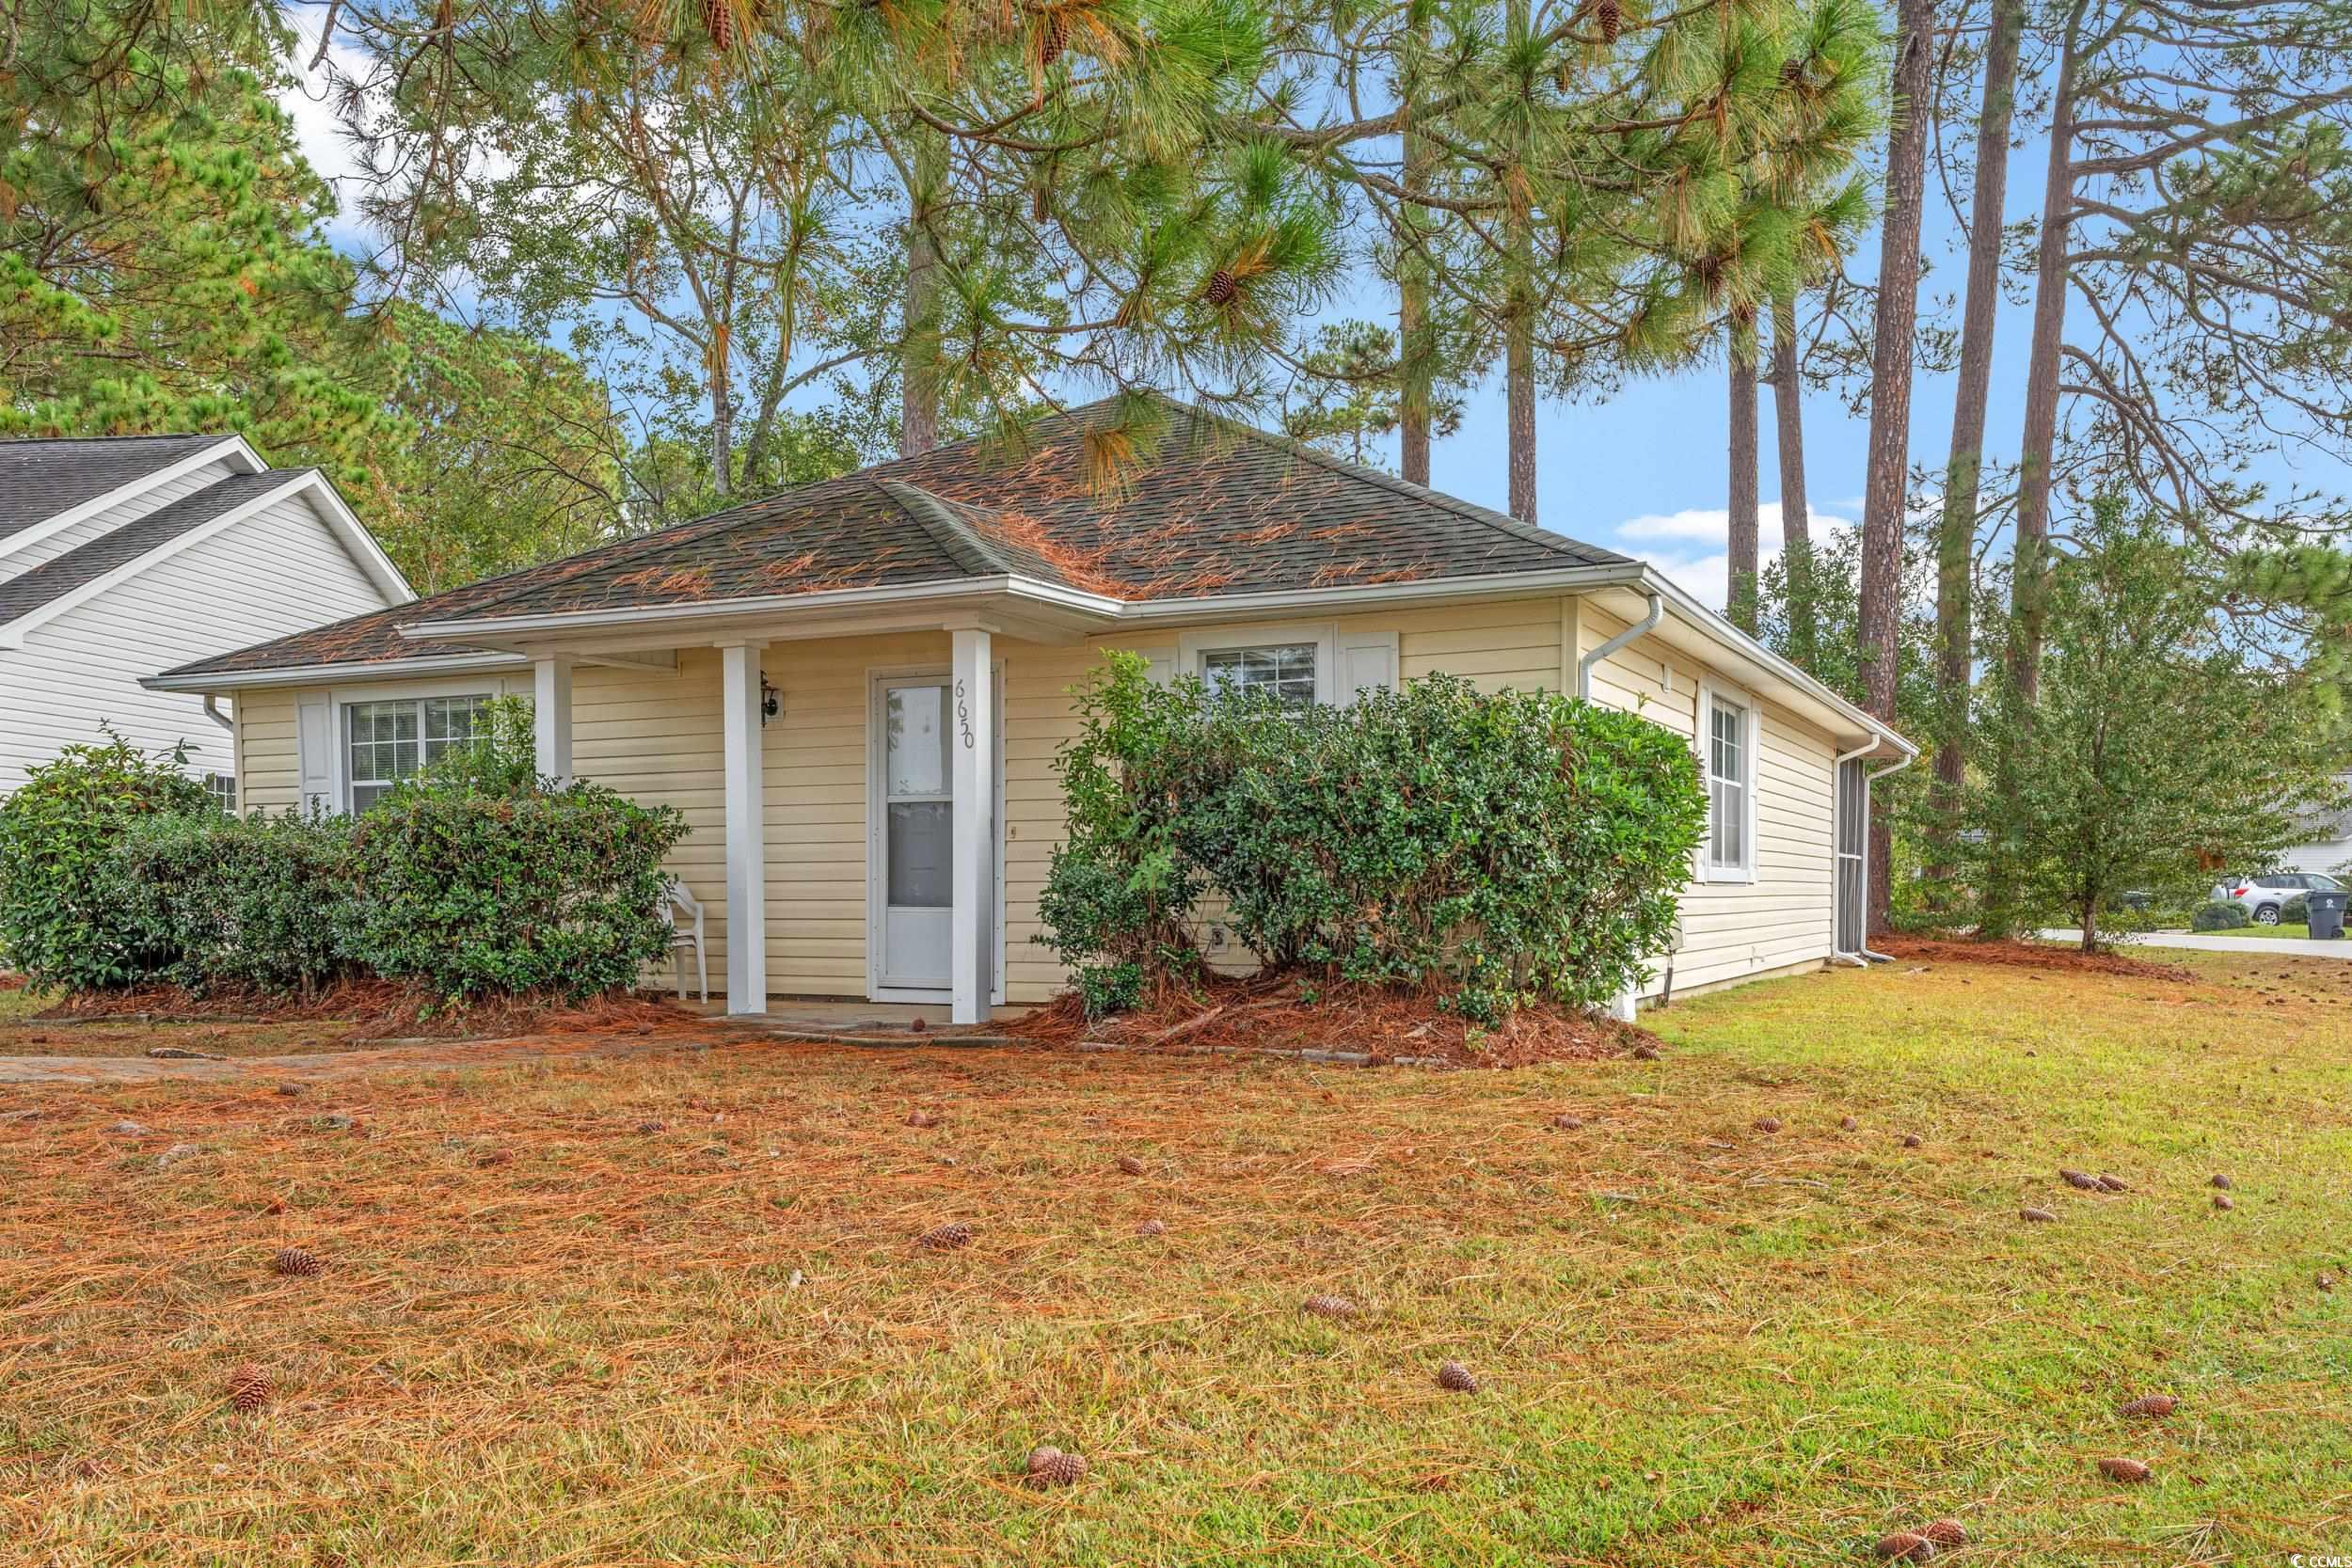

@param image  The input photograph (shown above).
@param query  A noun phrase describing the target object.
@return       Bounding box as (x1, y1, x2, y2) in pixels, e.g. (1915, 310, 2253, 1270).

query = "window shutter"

(296, 694, 334, 816)
(1341, 629, 1398, 703)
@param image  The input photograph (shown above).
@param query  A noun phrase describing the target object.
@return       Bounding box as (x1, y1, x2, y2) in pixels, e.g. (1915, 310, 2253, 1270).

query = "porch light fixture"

(760, 673, 780, 725)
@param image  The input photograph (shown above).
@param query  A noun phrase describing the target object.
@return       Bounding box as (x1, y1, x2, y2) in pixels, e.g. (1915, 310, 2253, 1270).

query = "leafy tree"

(376, 306, 632, 592)
(1279, 320, 1461, 467)
(1965, 504, 2347, 948)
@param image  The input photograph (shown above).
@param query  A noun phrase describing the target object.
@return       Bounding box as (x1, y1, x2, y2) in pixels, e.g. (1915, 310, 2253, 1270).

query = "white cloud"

(1610, 500, 1857, 611)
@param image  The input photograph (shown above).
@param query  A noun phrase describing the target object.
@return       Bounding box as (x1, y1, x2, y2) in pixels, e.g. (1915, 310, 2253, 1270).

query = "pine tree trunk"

(2011, 30, 2081, 705)
(1929, 0, 2024, 894)
(1727, 331, 1760, 634)
(1770, 294, 1814, 666)
(1857, 0, 1933, 934)
(1398, 36, 1434, 488)
(1506, 313, 1536, 521)
(900, 138, 944, 458)
(710, 354, 736, 499)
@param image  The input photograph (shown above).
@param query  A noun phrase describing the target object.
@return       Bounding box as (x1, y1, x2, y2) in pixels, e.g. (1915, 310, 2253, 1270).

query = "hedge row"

(0, 722, 689, 1006)
(1038, 656, 1708, 1022)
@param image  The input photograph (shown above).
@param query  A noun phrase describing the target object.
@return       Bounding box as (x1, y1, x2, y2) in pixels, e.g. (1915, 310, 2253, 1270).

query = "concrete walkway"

(2042, 928, 2352, 958)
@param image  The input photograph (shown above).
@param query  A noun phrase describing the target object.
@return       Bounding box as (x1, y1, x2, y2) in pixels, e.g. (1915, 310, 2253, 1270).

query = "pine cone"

(637, 1119, 666, 1134)
(1039, 8, 1070, 69)
(1135, 1218, 1167, 1236)
(1780, 56, 1806, 88)
(1920, 1520, 1967, 1548)
(2096, 1173, 2129, 1192)
(1839, 1116, 1858, 1132)
(1116, 1154, 1145, 1176)
(1202, 268, 1238, 307)
(1436, 1360, 1478, 1394)
(476, 1148, 513, 1168)
(270, 1245, 325, 1278)
(2020, 1206, 2058, 1223)
(227, 1362, 271, 1414)
(2210, 1172, 2233, 1189)
(1302, 1292, 1359, 1319)
(2097, 1457, 2153, 1483)
(1873, 1532, 1936, 1561)
(1901, 1133, 1923, 1148)
(1753, 1116, 1782, 1133)
(2118, 1394, 2176, 1418)
(917, 1222, 974, 1251)
(2061, 1168, 2101, 1190)
(1630, 1042, 1660, 1060)
(905, 1109, 940, 1129)
(1597, 0, 1622, 43)
(2213, 1193, 2234, 1211)
(1550, 1113, 1584, 1131)
(1026, 1445, 1088, 1486)
(703, 0, 734, 51)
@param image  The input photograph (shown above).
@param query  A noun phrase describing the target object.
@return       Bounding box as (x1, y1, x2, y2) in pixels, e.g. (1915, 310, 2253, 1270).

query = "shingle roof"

(0, 435, 233, 542)
(162, 397, 1635, 679)
(0, 470, 304, 627)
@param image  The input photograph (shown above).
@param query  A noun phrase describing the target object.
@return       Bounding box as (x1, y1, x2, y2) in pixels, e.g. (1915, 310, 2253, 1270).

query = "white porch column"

(720, 641, 769, 1015)
(950, 626, 994, 1024)
(531, 654, 574, 784)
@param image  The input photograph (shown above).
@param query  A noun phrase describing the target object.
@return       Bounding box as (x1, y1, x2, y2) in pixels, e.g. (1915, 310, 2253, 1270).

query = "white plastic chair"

(660, 878, 707, 1003)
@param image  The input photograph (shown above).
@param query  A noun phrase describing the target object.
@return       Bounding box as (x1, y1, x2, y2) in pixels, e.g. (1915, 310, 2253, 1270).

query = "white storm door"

(876, 677, 955, 990)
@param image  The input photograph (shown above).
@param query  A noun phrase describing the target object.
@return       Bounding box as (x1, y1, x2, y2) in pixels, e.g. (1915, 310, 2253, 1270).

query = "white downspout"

(1832, 738, 1877, 967)
(1858, 752, 1915, 962)
(1577, 591, 1665, 702)
(202, 694, 233, 732)
(1577, 590, 1664, 1022)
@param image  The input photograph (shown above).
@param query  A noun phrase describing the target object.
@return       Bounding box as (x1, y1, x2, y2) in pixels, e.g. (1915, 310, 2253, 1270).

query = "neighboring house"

(150, 398, 1914, 1021)
(2279, 775, 2352, 876)
(0, 435, 413, 800)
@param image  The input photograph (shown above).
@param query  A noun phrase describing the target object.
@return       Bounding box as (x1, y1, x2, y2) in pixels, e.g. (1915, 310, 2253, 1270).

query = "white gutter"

(1576, 590, 1662, 702)
(145, 650, 532, 695)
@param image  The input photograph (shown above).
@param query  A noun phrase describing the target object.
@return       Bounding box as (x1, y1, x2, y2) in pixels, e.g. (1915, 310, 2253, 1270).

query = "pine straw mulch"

(1872, 933, 2195, 983)
(1003, 973, 1661, 1069)
(34, 980, 707, 1046)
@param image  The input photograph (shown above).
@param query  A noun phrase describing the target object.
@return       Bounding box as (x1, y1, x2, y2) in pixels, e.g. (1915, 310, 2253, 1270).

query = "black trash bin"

(2306, 889, 2347, 940)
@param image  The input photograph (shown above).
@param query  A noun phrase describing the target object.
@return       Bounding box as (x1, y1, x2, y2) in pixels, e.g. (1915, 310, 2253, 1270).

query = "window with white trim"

(1202, 642, 1319, 707)
(345, 694, 491, 811)
(204, 772, 237, 815)
(1701, 685, 1755, 878)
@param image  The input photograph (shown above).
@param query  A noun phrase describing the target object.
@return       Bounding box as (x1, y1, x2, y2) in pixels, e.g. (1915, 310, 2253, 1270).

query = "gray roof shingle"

(163, 397, 1636, 679)
(0, 470, 303, 626)
(0, 435, 233, 542)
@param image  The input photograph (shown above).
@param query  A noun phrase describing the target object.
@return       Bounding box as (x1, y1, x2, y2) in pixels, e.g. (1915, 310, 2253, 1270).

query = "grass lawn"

(4, 953, 2348, 1565)
(2199, 921, 2333, 941)
(0, 985, 353, 1058)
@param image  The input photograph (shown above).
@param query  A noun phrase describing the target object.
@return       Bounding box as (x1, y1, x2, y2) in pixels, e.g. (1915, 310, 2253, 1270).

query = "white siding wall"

(0, 488, 398, 792)
(0, 459, 243, 581)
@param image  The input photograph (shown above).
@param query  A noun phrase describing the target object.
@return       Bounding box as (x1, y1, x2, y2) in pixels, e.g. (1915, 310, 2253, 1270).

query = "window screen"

(1202, 643, 1318, 707)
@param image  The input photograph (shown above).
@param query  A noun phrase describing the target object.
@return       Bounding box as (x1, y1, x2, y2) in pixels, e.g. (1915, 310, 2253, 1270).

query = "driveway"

(2042, 927, 2352, 959)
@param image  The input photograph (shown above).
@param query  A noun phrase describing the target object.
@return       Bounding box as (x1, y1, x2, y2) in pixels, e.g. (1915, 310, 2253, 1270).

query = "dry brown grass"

(2, 952, 2347, 1564)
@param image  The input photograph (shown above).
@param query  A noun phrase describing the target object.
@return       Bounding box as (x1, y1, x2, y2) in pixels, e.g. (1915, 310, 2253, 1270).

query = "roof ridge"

(877, 479, 1010, 578)
(0, 432, 224, 447)
(1138, 389, 1618, 567)
(0, 469, 309, 626)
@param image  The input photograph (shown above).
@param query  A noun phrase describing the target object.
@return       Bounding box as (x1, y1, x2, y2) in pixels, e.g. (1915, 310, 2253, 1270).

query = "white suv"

(2211, 872, 2345, 926)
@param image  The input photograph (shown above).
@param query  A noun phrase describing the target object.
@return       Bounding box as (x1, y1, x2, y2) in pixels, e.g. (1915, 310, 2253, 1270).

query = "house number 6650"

(954, 679, 975, 748)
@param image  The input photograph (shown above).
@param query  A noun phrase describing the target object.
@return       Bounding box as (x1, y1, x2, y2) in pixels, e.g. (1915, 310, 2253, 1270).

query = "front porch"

(528, 620, 1025, 1026)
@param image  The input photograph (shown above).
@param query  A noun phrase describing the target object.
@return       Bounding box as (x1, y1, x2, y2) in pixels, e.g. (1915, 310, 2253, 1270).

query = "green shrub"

(1039, 654, 1708, 1021)
(111, 810, 356, 993)
(342, 771, 690, 1006)
(0, 731, 211, 990)
(2282, 893, 2311, 925)
(2190, 899, 2251, 930)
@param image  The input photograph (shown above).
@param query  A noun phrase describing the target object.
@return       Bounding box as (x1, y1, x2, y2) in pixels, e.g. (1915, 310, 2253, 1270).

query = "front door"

(875, 676, 955, 990)
(869, 672, 1005, 999)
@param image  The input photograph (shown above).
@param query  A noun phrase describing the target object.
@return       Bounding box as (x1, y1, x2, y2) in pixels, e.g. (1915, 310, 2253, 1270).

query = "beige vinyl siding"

(1576, 600, 1839, 994)
(224, 590, 1846, 1006)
